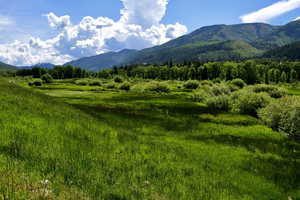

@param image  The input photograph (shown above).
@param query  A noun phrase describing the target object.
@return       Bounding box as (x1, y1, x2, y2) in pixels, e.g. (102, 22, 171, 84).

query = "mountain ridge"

(65, 21, 300, 71)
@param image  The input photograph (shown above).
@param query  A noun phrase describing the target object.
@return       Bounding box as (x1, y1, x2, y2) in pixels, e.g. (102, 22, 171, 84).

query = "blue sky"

(0, 0, 300, 65)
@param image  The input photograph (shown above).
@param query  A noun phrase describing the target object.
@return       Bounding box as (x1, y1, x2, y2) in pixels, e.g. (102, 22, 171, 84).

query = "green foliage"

(114, 76, 123, 83)
(119, 82, 131, 91)
(145, 81, 170, 93)
(206, 95, 231, 111)
(105, 82, 116, 89)
(259, 96, 300, 138)
(75, 79, 89, 86)
(89, 80, 102, 86)
(183, 80, 200, 89)
(231, 90, 271, 116)
(231, 78, 246, 88)
(31, 80, 43, 87)
(250, 84, 288, 98)
(41, 73, 53, 83)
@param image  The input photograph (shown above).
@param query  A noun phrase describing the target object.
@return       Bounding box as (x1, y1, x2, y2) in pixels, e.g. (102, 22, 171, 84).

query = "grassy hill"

(0, 78, 299, 199)
(0, 61, 17, 71)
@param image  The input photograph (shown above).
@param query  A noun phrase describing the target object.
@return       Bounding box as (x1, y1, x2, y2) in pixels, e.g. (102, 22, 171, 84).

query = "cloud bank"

(0, 0, 187, 66)
(241, 0, 300, 23)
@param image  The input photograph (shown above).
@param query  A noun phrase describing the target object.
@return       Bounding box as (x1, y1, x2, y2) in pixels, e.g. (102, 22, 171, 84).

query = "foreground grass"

(0, 79, 299, 199)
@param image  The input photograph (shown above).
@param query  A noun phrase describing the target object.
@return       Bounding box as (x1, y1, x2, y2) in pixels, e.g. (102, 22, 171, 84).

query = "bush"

(206, 95, 230, 111)
(114, 76, 123, 83)
(145, 81, 170, 93)
(250, 84, 288, 98)
(75, 80, 88, 86)
(106, 83, 116, 89)
(210, 84, 231, 96)
(192, 89, 211, 102)
(41, 73, 53, 83)
(89, 80, 102, 86)
(119, 82, 131, 91)
(259, 96, 300, 138)
(32, 80, 43, 87)
(231, 79, 246, 88)
(183, 80, 199, 89)
(200, 80, 213, 86)
(231, 90, 271, 117)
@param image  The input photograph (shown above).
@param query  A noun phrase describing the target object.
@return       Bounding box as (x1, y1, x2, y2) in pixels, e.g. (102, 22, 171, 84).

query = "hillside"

(0, 61, 17, 71)
(65, 49, 137, 71)
(64, 21, 300, 71)
(263, 40, 300, 60)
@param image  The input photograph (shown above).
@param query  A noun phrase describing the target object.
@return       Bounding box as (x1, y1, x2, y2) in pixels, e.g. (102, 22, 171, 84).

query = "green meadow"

(0, 78, 299, 200)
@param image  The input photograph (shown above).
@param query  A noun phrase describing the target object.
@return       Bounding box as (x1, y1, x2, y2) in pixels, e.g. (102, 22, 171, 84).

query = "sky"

(0, 0, 300, 66)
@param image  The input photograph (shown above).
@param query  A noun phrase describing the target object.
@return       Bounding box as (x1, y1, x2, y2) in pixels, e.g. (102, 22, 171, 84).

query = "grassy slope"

(0, 62, 17, 71)
(0, 79, 300, 199)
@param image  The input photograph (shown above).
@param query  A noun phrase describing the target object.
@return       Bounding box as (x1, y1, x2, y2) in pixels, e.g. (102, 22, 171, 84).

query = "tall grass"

(0, 78, 299, 199)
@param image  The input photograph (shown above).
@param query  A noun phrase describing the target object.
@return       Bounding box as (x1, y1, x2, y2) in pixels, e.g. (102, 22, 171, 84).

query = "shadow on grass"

(187, 134, 300, 157)
(70, 103, 202, 132)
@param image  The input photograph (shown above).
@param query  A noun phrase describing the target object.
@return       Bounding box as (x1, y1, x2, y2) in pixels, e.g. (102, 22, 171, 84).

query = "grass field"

(0, 78, 299, 200)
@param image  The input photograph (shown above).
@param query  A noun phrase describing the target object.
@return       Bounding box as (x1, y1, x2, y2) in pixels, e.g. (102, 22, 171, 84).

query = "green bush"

(206, 95, 230, 111)
(259, 96, 300, 138)
(183, 80, 199, 89)
(192, 89, 211, 102)
(210, 84, 231, 96)
(231, 90, 271, 117)
(41, 73, 53, 83)
(32, 80, 43, 87)
(106, 83, 116, 89)
(114, 76, 123, 83)
(89, 80, 102, 86)
(75, 80, 89, 86)
(250, 84, 288, 98)
(145, 81, 170, 93)
(119, 82, 131, 91)
(231, 79, 246, 88)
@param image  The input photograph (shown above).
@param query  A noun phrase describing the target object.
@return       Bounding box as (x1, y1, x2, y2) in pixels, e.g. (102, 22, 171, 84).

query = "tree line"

(15, 60, 300, 84)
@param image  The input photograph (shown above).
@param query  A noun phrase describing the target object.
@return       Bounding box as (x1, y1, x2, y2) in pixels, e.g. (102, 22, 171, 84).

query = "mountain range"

(2, 20, 300, 72)
(67, 20, 300, 71)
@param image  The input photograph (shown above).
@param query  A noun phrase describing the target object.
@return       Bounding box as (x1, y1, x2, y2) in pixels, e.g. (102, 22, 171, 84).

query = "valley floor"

(0, 78, 299, 200)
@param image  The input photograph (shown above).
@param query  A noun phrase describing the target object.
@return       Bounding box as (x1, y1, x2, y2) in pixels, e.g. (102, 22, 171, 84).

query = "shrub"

(106, 83, 116, 89)
(200, 80, 213, 86)
(259, 96, 300, 138)
(28, 82, 34, 86)
(119, 82, 131, 91)
(75, 80, 88, 86)
(145, 81, 170, 93)
(206, 95, 230, 111)
(250, 84, 288, 98)
(33, 80, 43, 87)
(183, 80, 199, 90)
(231, 79, 246, 88)
(89, 80, 102, 86)
(41, 73, 53, 83)
(210, 84, 231, 96)
(114, 76, 123, 83)
(231, 90, 271, 117)
(192, 89, 211, 102)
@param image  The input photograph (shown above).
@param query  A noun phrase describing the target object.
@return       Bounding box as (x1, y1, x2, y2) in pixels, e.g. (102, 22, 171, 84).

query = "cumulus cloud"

(241, 0, 300, 23)
(0, 0, 187, 66)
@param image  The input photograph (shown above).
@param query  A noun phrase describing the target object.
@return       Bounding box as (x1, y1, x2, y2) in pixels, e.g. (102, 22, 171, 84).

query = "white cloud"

(294, 16, 300, 21)
(241, 0, 300, 23)
(0, 0, 187, 66)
